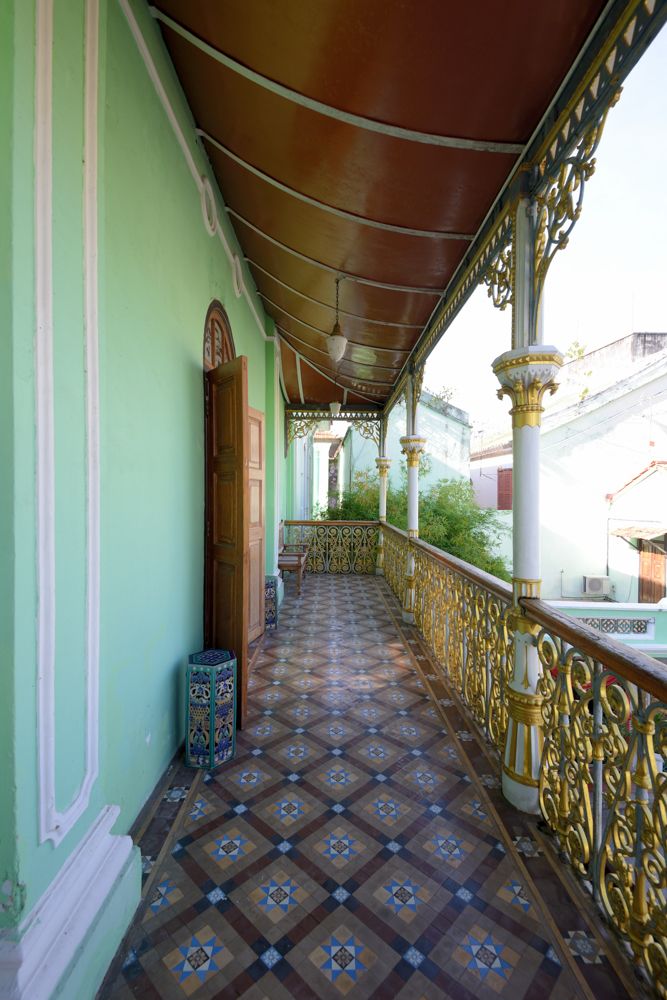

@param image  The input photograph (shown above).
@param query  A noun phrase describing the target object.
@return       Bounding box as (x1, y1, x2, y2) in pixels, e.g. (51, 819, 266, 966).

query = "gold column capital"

(492, 347, 563, 428)
(399, 436, 426, 467)
(375, 456, 392, 478)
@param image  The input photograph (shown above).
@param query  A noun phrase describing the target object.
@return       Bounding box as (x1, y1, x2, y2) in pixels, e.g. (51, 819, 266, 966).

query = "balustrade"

(525, 599, 667, 993)
(283, 521, 379, 574)
(381, 523, 409, 601)
(378, 521, 667, 991)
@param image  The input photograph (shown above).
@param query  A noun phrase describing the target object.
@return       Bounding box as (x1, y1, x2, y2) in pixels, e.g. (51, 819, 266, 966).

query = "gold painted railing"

(412, 538, 513, 751)
(284, 521, 378, 574)
(523, 599, 667, 995)
(381, 522, 667, 990)
(382, 523, 513, 754)
(381, 522, 409, 600)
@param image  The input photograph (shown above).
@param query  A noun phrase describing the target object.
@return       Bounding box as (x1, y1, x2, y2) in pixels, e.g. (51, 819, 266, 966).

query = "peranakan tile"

(101, 575, 633, 1000)
(309, 924, 376, 995)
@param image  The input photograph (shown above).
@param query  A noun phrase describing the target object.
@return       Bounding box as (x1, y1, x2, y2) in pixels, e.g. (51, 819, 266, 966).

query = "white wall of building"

(345, 396, 471, 492)
(540, 358, 667, 599)
(469, 349, 667, 599)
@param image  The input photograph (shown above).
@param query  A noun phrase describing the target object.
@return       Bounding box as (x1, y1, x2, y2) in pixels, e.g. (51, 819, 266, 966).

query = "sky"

(424, 24, 667, 431)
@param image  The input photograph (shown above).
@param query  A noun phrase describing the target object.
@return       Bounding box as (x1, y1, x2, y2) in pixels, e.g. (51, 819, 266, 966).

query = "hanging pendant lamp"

(327, 276, 348, 365)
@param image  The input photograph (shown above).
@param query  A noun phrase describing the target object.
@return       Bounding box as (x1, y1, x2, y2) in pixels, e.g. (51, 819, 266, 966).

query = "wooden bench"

(278, 522, 309, 596)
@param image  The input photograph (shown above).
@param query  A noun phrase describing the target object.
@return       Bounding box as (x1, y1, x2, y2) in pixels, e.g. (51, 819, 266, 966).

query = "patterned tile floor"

(101, 576, 641, 1000)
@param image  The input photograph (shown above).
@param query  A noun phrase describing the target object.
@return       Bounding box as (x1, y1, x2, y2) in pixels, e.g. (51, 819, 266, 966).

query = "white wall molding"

(35, 0, 101, 848)
(34, 0, 57, 847)
(0, 808, 133, 1000)
(118, 0, 271, 344)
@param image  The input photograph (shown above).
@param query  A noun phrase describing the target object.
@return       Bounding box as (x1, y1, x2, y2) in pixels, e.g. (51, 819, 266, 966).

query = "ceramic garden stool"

(185, 649, 237, 769)
(265, 576, 278, 631)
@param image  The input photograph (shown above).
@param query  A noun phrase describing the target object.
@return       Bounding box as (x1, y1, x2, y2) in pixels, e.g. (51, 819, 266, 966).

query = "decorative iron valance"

(285, 408, 382, 449)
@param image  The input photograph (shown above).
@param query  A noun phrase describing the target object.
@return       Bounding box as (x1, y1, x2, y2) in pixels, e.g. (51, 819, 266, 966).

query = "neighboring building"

(313, 430, 345, 513)
(470, 333, 667, 602)
(342, 391, 472, 492)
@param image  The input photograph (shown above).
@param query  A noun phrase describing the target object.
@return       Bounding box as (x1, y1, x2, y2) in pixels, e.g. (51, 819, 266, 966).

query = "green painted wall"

(2, 0, 285, 942)
(0, 0, 20, 929)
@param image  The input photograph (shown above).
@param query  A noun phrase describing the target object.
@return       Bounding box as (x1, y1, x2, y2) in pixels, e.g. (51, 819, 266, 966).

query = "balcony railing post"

(399, 435, 426, 623)
(375, 456, 391, 575)
(485, 198, 568, 811)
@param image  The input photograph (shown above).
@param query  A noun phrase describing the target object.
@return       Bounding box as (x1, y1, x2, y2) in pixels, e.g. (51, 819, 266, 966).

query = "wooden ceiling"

(153, 0, 609, 407)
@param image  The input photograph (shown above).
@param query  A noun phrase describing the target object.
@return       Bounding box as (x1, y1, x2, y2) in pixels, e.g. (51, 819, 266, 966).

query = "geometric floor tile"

(248, 870, 308, 923)
(372, 871, 432, 923)
(452, 924, 519, 991)
(100, 575, 636, 1000)
(309, 924, 376, 995)
(163, 925, 230, 995)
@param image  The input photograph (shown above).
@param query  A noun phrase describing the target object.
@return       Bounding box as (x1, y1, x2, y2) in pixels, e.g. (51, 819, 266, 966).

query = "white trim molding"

(118, 0, 271, 343)
(35, 0, 101, 848)
(0, 807, 135, 1000)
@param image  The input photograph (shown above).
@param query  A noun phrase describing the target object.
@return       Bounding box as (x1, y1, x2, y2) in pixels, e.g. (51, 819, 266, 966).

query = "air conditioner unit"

(582, 575, 611, 597)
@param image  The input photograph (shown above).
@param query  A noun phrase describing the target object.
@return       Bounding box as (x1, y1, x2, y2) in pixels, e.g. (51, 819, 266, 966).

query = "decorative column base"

(402, 570, 415, 624)
(375, 458, 391, 575)
(501, 618, 544, 813)
(375, 524, 385, 575)
(398, 439, 424, 625)
(502, 688, 544, 813)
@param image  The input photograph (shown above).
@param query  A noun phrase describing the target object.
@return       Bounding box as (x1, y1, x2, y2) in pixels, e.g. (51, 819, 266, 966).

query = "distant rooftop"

(471, 331, 667, 459)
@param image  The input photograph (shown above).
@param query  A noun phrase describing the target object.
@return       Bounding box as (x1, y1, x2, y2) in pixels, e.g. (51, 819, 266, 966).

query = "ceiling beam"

(261, 295, 410, 360)
(249, 263, 421, 329)
(230, 209, 442, 295)
(151, 6, 525, 155)
(200, 131, 475, 241)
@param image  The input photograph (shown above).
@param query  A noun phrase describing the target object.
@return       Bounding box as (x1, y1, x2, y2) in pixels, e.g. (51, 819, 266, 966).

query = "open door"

(204, 356, 249, 727)
(248, 408, 265, 642)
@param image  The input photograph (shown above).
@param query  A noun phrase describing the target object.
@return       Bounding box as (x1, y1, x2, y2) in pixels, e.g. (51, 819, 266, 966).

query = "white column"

(375, 456, 391, 574)
(493, 346, 563, 812)
(399, 435, 425, 622)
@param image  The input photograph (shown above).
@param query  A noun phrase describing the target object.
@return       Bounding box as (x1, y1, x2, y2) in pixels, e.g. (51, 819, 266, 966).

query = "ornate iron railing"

(524, 599, 667, 994)
(380, 524, 513, 753)
(284, 521, 379, 574)
(381, 523, 408, 601)
(413, 539, 513, 751)
(380, 522, 667, 990)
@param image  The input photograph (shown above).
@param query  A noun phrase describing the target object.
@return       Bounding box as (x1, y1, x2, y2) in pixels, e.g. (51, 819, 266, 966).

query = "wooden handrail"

(381, 521, 511, 601)
(521, 597, 667, 701)
(381, 522, 408, 538)
(284, 520, 379, 526)
(412, 536, 512, 602)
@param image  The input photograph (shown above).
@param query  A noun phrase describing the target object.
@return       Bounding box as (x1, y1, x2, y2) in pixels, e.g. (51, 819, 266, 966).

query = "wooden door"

(248, 408, 265, 642)
(204, 356, 249, 726)
(639, 537, 666, 603)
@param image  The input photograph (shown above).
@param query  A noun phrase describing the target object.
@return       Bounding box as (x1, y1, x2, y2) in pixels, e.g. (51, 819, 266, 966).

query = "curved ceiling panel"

(153, 0, 610, 407)
(161, 29, 517, 234)
(155, 0, 604, 140)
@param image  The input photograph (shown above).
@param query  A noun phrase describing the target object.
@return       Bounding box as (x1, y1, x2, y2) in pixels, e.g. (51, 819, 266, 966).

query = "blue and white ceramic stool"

(185, 649, 237, 768)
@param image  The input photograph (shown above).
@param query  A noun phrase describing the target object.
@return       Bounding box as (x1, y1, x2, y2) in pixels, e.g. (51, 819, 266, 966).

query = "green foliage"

(417, 479, 511, 580)
(318, 471, 511, 582)
(313, 470, 380, 521)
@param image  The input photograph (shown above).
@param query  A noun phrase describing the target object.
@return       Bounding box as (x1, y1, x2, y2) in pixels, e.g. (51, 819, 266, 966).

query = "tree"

(318, 471, 510, 581)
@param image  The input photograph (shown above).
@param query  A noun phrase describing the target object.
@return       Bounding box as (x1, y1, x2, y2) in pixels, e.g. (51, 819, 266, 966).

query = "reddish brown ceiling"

(154, 0, 607, 407)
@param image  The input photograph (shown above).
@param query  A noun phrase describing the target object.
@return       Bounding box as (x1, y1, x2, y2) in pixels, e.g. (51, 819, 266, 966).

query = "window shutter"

(497, 468, 512, 510)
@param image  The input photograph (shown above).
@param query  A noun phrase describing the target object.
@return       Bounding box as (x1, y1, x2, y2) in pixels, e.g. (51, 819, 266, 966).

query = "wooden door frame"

(203, 303, 236, 645)
(248, 407, 266, 643)
(202, 306, 252, 727)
